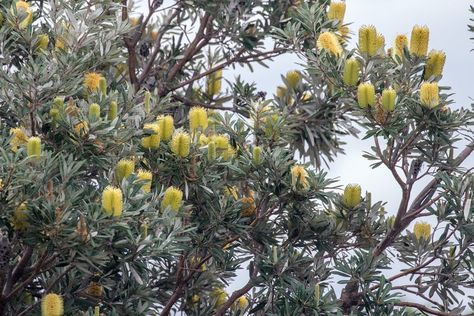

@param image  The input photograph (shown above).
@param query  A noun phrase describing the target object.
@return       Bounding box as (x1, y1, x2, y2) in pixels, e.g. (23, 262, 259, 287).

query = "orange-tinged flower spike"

(189, 107, 208, 132)
(99, 77, 107, 97)
(291, 165, 309, 189)
(424, 50, 446, 80)
(207, 141, 216, 160)
(162, 186, 183, 211)
(316, 32, 343, 56)
(357, 82, 375, 108)
(27, 136, 41, 159)
(232, 296, 250, 311)
(108, 101, 118, 121)
(171, 131, 191, 157)
(37, 34, 49, 50)
(151, 30, 158, 41)
(381, 88, 396, 112)
(410, 25, 429, 57)
(276, 85, 287, 98)
(211, 288, 228, 308)
(101, 186, 123, 217)
(342, 58, 360, 86)
(141, 123, 160, 149)
(41, 293, 64, 316)
(115, 159, 135, 182)
(285, 70, 301, 89)
(327, 1, 346, 22)
(14, 1, 33, 29)
(88, 103, 100, 121)
(136, 169, 152, 193)
(206, 69, 223, 96)
(393, 34, 408, 59)
(342, 184, 361, 208)
(419, 82, 439, 108)
(9, 127, 28, 152)
(413, 221, 431, 240)
(84, 72, 103, 92)
(157, 115, 174, 141)
(358, 25, 377, 56)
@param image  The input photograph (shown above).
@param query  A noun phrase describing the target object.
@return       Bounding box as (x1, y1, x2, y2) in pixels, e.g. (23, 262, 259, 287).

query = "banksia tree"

(0, 1, 473, 316)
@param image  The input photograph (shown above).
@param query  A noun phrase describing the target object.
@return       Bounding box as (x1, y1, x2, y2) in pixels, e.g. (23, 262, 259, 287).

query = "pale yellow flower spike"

(171, 132, 191, 158)
(291, 165, 309, 189)
(413, 221, 431, 240)
(327, 1, 346, 22)
(41, 293, 64, 316)
(342, 184, 361, 208)
(393, 34, 409, 59)
(162, 186, 183, 211)
(419, 82, 439, 108)
(410, 25, 429, 57)
(189, 107, 208, 132)
(101, 186, 123, 217)
(358, 25, 377, 56)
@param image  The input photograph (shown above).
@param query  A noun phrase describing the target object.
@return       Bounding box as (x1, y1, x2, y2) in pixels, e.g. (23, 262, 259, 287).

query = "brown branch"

(170, 95, 237, 112)
(394, 301, 451, 316)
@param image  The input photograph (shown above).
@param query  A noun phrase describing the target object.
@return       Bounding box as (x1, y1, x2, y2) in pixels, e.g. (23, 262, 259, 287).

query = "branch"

(394, 301, 452, 316)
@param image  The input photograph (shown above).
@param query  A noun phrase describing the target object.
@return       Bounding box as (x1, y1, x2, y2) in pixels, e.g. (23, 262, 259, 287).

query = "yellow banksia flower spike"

(94, 306, 100, 316)
(291, 165, 309, 189)
(207, 141, 216, 160)
(410, 25, 429, 57)
(285, 70, 301, 90)
(14, 1, 33, 30)
(381, 88, 396, 112)
(221, 146, 235, 161)
(9, 127, 28, 152)
(144, 91, 151, 114)
(276, 85, 287, 98)
(376, 33, 385, 55)
(74, 121, 89, 136)
(27, 136, 41, 159)
(115, 159, 135, 182)
(357, 82, 375, 108)
(108, 101, 118, 121)
(342, 184, 361, 208)
(102, 186, 123, 217)
(84, 72, 103, 92)
(141, 123, 160, 149)
(413, 221, 431, 240)
(342, 58, 360, 86)
(206, 69, 223, 96)
(171, 131, 191, 158)
(41, 293, 64, 316)
(232, 296, 249, 311)
(316, 31, 343, 56)
(393, 34, 408, 59)
(253, 146, 262, 164)
(210, 134, 229, 150)
(198, 134, 209, 146)
(424, 50, 446, 80)
(136, 169, 152, 193)
(211, 288, 228, 308)
(157, 115, 174, 141)
(99, 77, 107, 97)
(419, 82, 439, 108)
(162, 186, 183, 212)
(37, 34, 49, 51)
(88, 103, 101, 121)
(189, 107, 208, 132)
(358, 25, 377, 56)
(327, 1, 346, 22)
(11, 202, 29, 230)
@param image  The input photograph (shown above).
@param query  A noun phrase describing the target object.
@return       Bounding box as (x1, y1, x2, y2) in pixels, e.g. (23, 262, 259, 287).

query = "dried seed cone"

(41, 293, 64, 316)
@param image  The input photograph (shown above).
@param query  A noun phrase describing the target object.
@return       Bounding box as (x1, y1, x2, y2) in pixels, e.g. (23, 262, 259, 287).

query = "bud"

(342, 184, 361, 208)
(49, 108, 60, 124)
(101, 186, 123, 217)
(162, 186, 183, 212)
(413, 221, 431, 241)
(157, 115, 174, 141)
(171, 132, 191, 158)
(252, 146, 262, 164)
(314, 283, 321, 304)
(419, 82, 439, 108)
(99, 77, 107, 97)
(357, 82, 375, 108)
(285, 70, 301, 90)
(88, 103, 101, 121)
(27, 137, 41, 160)
(206, 69, 223, 96)
(189, 107, 208, 132)
(141, 123, 161, 149)
(41, 293, 64, 316)
(140, 221, 148, 238)
(276, 85, 287, 98)
(410, 25, 429, 57)
(424, 50, 446, 80)
(393, 34, 408, 59)
(11, 202, 29, 230)
(37, 34, 49, 51)
(232, 296, 249, 311)
(211, 288, 228, 308)
(376, 33, 385, 55)
(327, 1, 346, 22)
(207, 141, 216, 161)
(272, 245, 278, 264)
(108, 101, 118, 121)
(115, 159, 135, 182)
(316, 31, 343, 56)
(342, 58, 360, 86)
(381, 88, 396, 112)
(14, 1, 33, 30)
(136, 169, 152, 193)
(144, 91, 151, 114)
(53, 97, 64, 110)
(83, 72, 102, 92)
(358, 25, 377, 56)
(290, 165, 309, 189)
